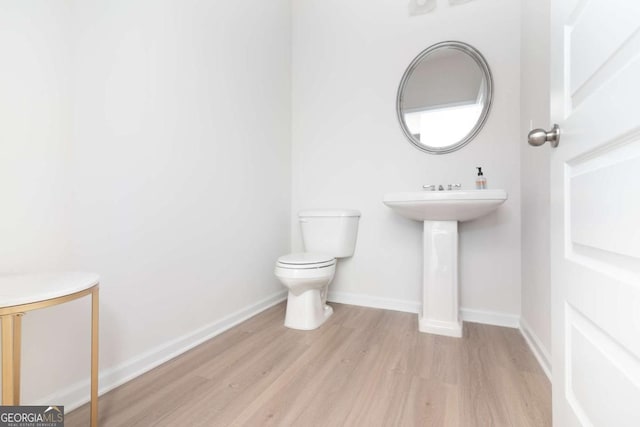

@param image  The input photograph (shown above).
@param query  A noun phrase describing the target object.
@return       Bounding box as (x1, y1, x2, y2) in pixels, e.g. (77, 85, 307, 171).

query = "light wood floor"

(66, 303, 551, 426)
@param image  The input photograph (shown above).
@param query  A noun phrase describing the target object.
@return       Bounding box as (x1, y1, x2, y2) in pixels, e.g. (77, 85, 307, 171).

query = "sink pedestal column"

(419, 220, 463, 337)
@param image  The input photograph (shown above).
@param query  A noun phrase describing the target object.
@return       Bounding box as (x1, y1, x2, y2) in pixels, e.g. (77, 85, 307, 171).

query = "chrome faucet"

(424, 183, 462, 191)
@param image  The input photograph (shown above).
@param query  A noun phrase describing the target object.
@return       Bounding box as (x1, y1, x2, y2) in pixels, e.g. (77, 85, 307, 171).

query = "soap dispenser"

(475, 167, 487, 189)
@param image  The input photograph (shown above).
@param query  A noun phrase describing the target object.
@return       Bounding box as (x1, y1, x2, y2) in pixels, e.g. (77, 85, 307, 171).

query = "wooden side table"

(0, 273, 99, 427)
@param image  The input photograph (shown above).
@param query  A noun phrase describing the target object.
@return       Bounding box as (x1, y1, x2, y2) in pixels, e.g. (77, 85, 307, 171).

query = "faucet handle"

(447, 183, 462, 191)
(423, 184, 436, 191)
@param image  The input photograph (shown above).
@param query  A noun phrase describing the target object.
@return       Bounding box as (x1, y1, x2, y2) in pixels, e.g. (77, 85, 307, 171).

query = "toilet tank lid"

(298, 209, 361, 218)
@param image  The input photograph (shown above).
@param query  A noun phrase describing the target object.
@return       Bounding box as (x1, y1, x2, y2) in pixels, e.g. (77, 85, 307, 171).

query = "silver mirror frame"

(396, 41, 493, 155)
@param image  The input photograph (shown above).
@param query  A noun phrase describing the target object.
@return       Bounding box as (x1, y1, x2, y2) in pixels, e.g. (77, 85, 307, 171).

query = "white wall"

(0, 1, 73, 274)
(1, 0, 292, 407)
(519, 0, 552, 375)
(291, 0, 522, 322)
(0, 0, 75, 396)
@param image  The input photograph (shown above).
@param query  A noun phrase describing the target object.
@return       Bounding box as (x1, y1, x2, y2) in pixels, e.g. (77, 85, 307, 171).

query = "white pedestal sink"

(383, 189, 507, 337)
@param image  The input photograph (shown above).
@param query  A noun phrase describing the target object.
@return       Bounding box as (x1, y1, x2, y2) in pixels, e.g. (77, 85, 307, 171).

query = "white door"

(550, 0, 640, 425)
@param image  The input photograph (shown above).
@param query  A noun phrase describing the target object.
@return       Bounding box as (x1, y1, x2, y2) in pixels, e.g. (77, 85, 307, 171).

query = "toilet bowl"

(275, 252, 336, 330)
(274, 209, 360, 330)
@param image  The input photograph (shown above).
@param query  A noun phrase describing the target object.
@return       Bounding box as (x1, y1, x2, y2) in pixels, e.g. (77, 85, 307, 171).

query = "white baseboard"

(460, 307, 520, 329)
(328, 291, 556, 378)
(327, 291, 420, 314)
(519, 318, 552, 380)
(37, 290, 287, 412)
(328, 291, 519, 329)
(47, 288, 549, 412)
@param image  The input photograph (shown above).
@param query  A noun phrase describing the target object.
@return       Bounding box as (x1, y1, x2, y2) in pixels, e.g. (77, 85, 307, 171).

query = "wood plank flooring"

(66, 303, 551, 426)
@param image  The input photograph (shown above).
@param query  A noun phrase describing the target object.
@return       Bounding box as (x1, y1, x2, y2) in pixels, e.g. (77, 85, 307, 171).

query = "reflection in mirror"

(397, 41, 492, 154)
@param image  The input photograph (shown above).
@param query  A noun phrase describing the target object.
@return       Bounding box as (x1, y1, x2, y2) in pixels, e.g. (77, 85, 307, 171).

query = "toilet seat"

(276, 252, 336, 269)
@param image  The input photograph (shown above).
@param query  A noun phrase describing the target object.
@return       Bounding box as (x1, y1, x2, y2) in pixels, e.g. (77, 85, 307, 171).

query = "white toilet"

(275, 209, 360, 330)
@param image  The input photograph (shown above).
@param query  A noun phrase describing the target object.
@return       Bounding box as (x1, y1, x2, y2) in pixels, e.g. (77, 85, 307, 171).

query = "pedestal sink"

(383, 189, 507, 337)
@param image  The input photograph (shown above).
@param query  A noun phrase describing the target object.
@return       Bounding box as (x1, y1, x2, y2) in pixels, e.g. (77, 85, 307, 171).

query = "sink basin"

(383, 189, 507, 222)
(383, 188, 508, 338)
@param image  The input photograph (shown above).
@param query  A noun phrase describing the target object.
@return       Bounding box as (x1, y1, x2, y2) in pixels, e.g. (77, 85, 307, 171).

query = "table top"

(0, 272, 99, 308)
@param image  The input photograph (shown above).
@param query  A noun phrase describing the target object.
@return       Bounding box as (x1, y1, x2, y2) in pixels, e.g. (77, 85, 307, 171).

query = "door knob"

(528, 124, 560, 148)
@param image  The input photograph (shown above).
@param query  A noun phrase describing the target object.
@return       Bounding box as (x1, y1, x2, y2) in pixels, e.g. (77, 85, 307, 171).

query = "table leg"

(13, 314, 22, 404)
(1, 315, 15, 405)
(90, 287, 99, 427)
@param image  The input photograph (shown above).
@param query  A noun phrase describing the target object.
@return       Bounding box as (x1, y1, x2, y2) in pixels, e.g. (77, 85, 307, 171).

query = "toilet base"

(284, 289, 334, 330)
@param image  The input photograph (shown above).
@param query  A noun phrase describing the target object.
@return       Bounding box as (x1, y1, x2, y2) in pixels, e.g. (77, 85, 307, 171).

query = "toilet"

(275, 209, 360, 330)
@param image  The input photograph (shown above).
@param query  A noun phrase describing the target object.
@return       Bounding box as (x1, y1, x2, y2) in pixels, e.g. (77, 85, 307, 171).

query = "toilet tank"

(299, 209, 361, 258)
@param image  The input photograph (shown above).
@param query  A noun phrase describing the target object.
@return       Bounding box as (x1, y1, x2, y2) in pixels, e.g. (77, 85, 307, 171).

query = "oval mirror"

(396, 41, 493, 154)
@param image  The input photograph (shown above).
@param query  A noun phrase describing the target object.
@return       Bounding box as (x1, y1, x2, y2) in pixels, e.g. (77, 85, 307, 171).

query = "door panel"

(569, 0, 640, 96)
(566, 305, 640, 426)
(570, 141, 640, 259)
(551, 0, 640, 425)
